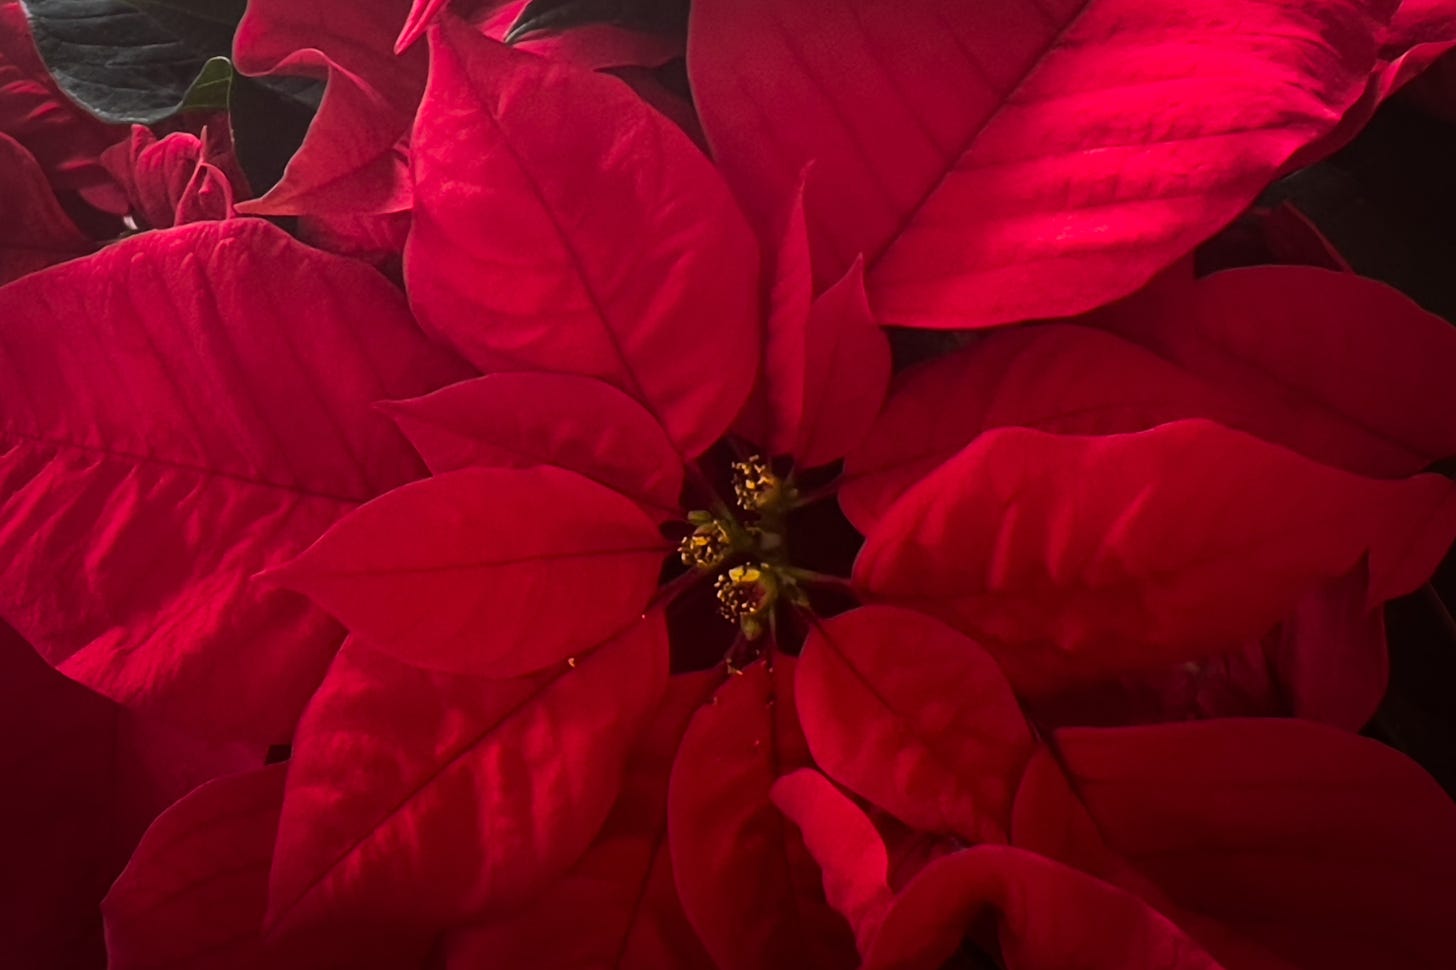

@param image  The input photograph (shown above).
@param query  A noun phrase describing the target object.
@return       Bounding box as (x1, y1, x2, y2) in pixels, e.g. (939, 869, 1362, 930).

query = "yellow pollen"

(714, 563, 775, 620)
(679, 520, 733, 570)
(731, 455, 784, 511)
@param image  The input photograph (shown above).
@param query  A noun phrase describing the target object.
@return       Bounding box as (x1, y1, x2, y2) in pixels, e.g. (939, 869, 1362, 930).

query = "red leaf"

(863, 846, 1225, 970)
(384, 372, 685, 519)
(1089, 266, 1456, 478)
(443, 671, 717, 970)
(0, 132, 90, 285)
(844, 266, 1456, 532)
(269, 621, 666, 933)
(100, 126, 236, 230)
(689, 0, 1393, 328)
(1014, 719, 1456, 969)
(668, 657, 859, 970)
(738, 188, 891, 467)
(770, 769, 895, 953)
(797, 606, 1034, 842)
(841, 324, 1246, 534)
(104, 765, 286, 970)
(233, 0, 426, 215)
(407, 20, 760, 456)
(104, 764, 431, 970)
(271, 465, 667, 677)
(854, 420, 1456, 696)
(0, 220, 467, 740)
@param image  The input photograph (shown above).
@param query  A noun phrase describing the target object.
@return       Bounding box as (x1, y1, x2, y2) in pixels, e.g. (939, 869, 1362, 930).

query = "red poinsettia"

(13, 1, 1456, 966)
(92, 19, 1456, 969)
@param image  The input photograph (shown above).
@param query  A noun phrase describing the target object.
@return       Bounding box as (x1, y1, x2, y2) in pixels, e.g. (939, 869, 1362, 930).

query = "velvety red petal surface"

(0, 220, 468, 740)
(854, 420, 1456, 696)
(668, 657, 859, 970)
(407, 20, 760, 457)
(443, 671, 717, 970)
(270, 622, 665, 935)
(385, 372, 685, 519)
(797, 606, 1034, 843)
(272, 465, 668, 676)
(690, 0, 1394, 328)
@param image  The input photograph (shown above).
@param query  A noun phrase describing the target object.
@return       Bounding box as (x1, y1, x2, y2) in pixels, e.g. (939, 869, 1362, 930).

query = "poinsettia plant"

(5, 0, 1456, 968)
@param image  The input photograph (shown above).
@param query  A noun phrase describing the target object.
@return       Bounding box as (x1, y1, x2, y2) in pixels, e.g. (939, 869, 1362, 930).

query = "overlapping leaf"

(385, 373, 685, 519)
(690, 0, 1395, 328)
(0, 220, 468, 739)
(407, 20, 759, 457)
(271, 465, 668, 676)
(843, 267, 1456, 532)
(269, 623, 665, 933)
(667, 657, 859, 970)
(797, 607, 1034, 843)
(442, 671, 715, 969)
(1014, 719, 1456, 968)
(854, 420, 1456, 696)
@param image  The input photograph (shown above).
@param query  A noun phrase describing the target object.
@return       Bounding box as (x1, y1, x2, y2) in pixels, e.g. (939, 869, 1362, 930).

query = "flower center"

(676, 455, 809, 640)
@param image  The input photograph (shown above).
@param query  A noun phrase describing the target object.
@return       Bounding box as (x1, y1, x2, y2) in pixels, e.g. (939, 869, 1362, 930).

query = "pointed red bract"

(854, 420, 1456, 696)
(1014, 719, 1456, 969)
(385, 372, 685, 519)
(738, 189, 891, 467)
(797, 606, 1034, 843)
(0, 220, 467, 739)
(272, 465, 667, 676)
(407, 20, 760, 456)
(668, 657, 859, 970)
(443, 671, 717, 970)
(0, 131, 89, 285)
(233, 0, 426, 214)
(270, 623, 666, 933)
(690, 0, 1393, 328)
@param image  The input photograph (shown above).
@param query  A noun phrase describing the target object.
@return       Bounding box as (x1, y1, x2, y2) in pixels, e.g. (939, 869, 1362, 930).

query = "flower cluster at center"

(677, 455, 811, 639)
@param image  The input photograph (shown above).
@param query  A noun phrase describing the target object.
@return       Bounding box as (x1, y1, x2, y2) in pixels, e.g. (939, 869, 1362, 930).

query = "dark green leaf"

(227, 73, 321, 196)
(19, 0, 242, 124)
(504, 0, 687, 43)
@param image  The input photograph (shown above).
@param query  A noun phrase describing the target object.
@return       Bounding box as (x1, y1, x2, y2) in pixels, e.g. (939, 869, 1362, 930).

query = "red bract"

(100, 125, 238, 230)
(233, 0, 426, 217)
(687, 0, 1403, 328)
(248, 17, 1456, 968)
(781, 608, 1456, 970)
(0, 220, 468, 740)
